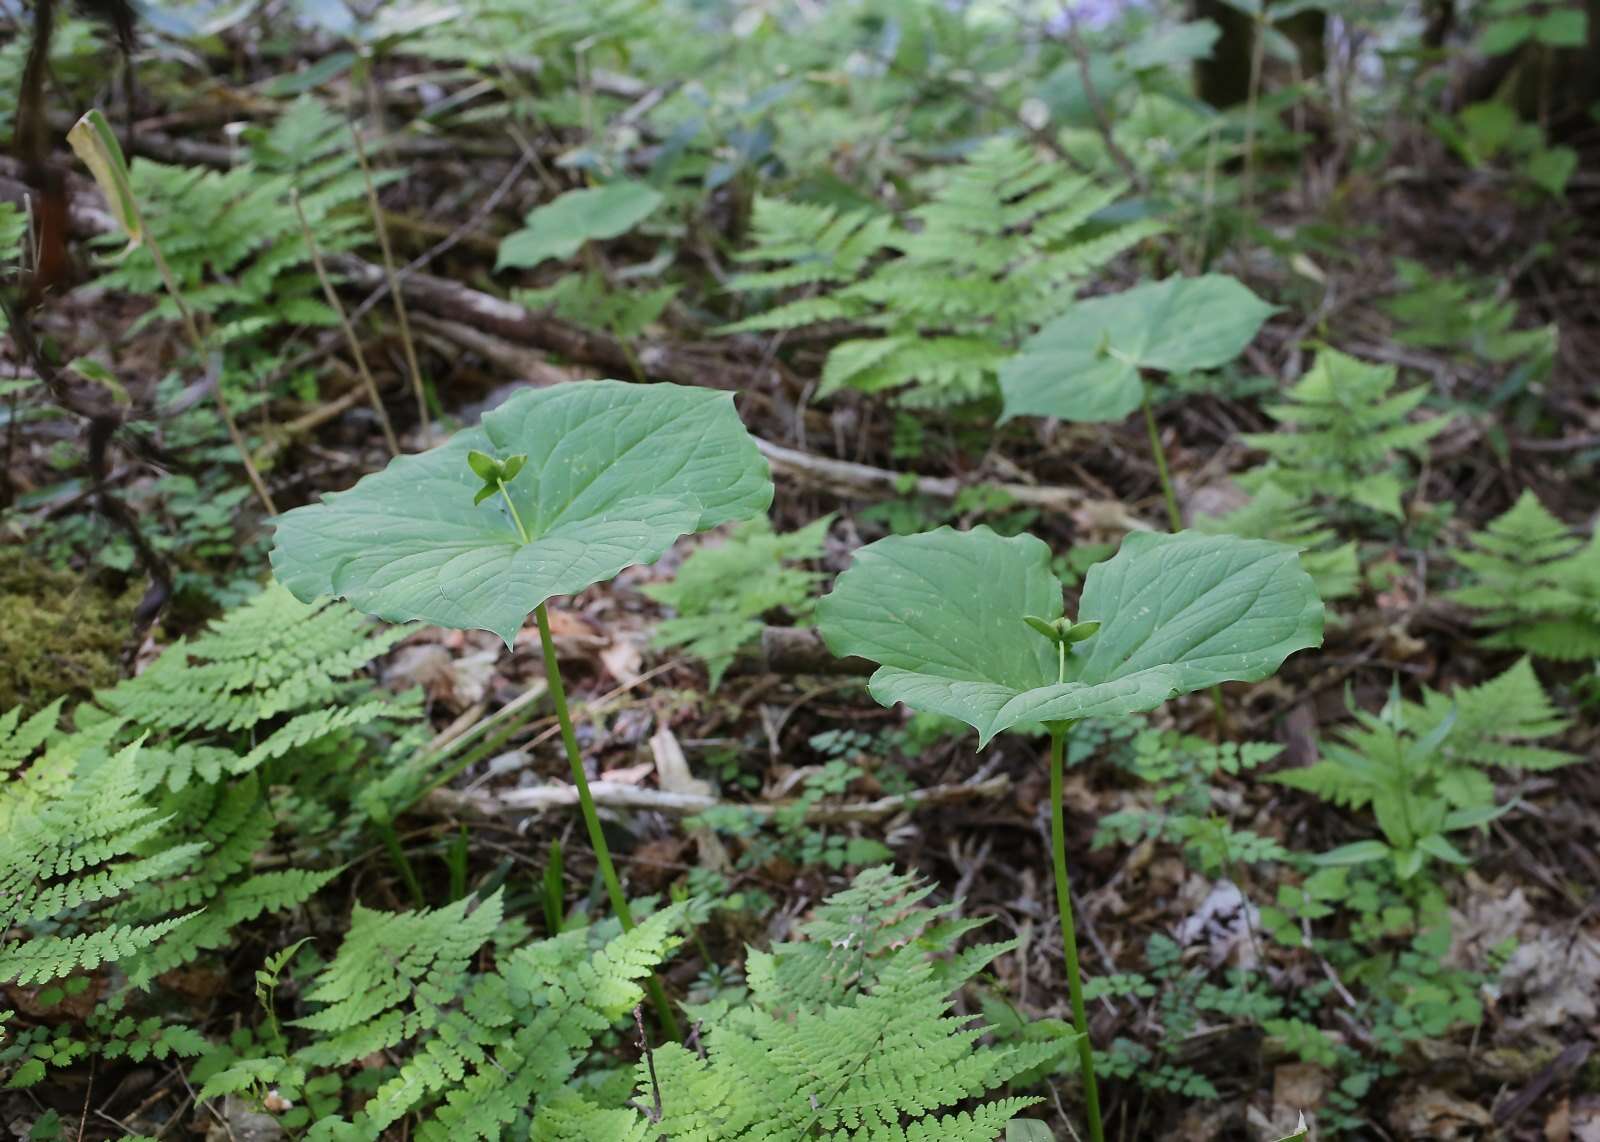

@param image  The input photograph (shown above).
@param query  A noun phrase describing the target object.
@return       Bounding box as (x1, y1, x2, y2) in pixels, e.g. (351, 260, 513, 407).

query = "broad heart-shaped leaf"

(817, 526, 1322, 746)
(271, 380, 773, 644)
(998, 275, 1277, 425)
(496, 181, 664, 271)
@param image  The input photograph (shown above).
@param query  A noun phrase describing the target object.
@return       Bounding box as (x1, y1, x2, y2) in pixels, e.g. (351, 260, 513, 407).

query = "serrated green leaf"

(271, 381, 773, 644)
(496, 182, 664, 271)
(816, 527, 1322, 745)
(999, 275, 1276, 424)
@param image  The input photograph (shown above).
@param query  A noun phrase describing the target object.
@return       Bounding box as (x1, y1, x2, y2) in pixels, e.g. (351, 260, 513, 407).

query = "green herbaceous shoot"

(272, 379, 773, 1034)
(1000, 275, 1275, 528)
(817, 526, 1324, 1141)
(496, 181, 665, 271)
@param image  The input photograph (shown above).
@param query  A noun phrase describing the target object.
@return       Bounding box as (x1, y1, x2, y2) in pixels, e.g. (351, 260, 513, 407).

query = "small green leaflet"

(998, 274, 1276, 424)
(66, 109, 143, 247)
(270, 380, 773, 644)
(496, 182, 665, 271)
(816, 526, 1322, 746)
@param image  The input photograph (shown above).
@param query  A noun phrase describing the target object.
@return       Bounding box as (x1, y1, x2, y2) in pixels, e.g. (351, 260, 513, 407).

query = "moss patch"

(0, 549, 137, 713)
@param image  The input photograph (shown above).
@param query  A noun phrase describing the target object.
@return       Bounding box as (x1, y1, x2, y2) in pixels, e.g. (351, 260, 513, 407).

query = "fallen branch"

(425, 774, 1010, 823)
(331, 254, 796, 394)
(399, 304, 1141, 529)
(755, 438, 1149, 532)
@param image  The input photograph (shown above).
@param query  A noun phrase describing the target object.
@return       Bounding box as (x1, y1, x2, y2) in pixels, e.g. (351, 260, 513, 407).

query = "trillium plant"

(999, 274, 1276, 529)
(271, 379, 774, 1036)
(816, 525, 1324, 1142)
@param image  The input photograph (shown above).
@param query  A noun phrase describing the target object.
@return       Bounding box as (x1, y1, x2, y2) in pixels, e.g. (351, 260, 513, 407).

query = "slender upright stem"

(1141, 391, 1182, 532)
(535, 600, 632, 925)
(497, 482, 677, 1036)
(351, 126, 430, 435)
(141, 212, 278, 515)
(1243, 12, 1267, 212)
(1049, 723, 1103, 1142)
(291, 190, 401, 457)
(534, 600, 680, 1041)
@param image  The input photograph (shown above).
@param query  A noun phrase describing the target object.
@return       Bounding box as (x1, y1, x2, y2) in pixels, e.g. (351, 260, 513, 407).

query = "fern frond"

(645, 516, 830, 687)
(0, 739, 207, 986)
(1408, 657, 1575, 771)
(98, 583, 408, 740)
(0, 918, 196, 986)
(722, 137, 1154, 404)
(1240, 349, 1448, 520)
(419, 906, 685, 1139)
(295, 892, 505, 1066)
(0, 699, 65, 775)
(1447, 493, 1600, 659)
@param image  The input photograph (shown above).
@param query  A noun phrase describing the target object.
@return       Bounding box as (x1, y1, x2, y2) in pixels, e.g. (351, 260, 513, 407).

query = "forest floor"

(3, 5, 1600, 1140)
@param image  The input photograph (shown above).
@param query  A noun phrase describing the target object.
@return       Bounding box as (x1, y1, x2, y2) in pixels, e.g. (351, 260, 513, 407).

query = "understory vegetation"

(1, 1, 1597, 1139)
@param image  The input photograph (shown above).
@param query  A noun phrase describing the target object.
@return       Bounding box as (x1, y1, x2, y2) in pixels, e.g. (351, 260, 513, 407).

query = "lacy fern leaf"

(93, 581, 412, 791)
(90, 96, 370, 345)
(643, 515, 831, 687)
(1446, 491, 1600, 660)
(294, 892, 505, 1068)
(0, 741, 200, 987)
(724, 138, 1158, 406)
(632, 869, 1062, 1139)
(1240, 349, 1448, 520)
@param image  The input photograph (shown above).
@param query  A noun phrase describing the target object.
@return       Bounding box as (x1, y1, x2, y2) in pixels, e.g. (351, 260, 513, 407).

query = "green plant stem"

(534, 600, 681, 1040)
(534, 601, 633, 926)
(378, 821, 425, 907)
(494, 479, 679, 1037)
(1141, 391, 1182, 532)
(1243, 11, 1267, 211)
(1048, 722, 1103, 1142)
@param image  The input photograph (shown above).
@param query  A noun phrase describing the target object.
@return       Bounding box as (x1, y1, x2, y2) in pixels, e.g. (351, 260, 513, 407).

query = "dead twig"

(425, 774, 1012, 823)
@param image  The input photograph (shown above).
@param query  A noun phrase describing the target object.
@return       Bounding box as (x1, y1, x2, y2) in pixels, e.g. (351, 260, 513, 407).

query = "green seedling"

(817, 525, 1323, 1142)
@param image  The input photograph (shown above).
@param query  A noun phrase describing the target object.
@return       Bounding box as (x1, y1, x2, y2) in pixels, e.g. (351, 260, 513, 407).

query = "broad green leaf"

(1526, 146, 1577, 197)
(496, 182, 664, 271)
(271, 380, 772, 644)
(1007, 1121, 1055, 1142)
(1125, 20, 1221, 70)
(1535, 9, 1586, 47)
(817, 527, 1322, 746)
(1479, 15, 1533, 54)
(999, 275, 1276, 424)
